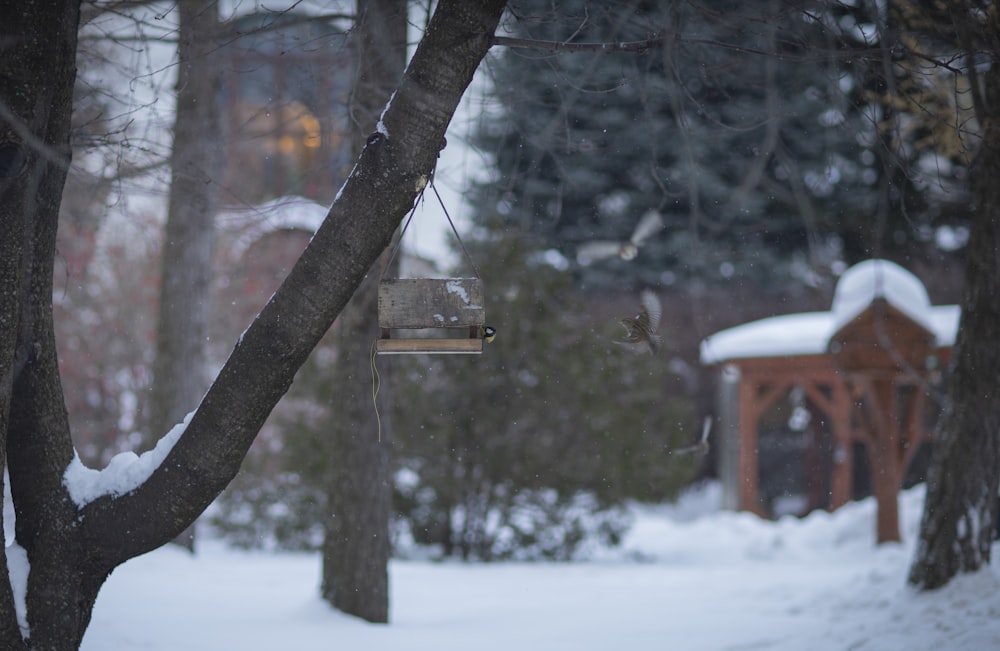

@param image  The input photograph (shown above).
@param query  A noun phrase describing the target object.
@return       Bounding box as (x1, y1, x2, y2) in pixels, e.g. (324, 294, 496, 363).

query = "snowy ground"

(79, 484, 1000, 651)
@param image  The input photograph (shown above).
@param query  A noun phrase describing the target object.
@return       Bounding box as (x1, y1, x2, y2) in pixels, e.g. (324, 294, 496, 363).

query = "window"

(221, 13, 353, 205)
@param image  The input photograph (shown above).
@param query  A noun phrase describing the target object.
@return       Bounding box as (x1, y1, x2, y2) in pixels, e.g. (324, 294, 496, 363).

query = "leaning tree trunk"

(908, 53, 1000, 590)
(147, 0, 222, 552)
(1, 1, 505, 647)
(321, 0, 407, 623)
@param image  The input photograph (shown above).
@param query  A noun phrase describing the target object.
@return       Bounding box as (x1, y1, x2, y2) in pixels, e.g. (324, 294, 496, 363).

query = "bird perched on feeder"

(670, 417, 712, 456)
(480, 325, 497, 343)
(576, 210, 665, 266)
(615, 290, 662, 354)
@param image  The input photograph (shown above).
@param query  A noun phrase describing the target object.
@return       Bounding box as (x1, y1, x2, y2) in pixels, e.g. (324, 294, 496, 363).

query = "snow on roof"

(217, 196, 329, 258)
(700, 312, 835, 364)
(928, 304, 961, 347)
(700, 260, 960, 364)
(830, 259, 933, 334)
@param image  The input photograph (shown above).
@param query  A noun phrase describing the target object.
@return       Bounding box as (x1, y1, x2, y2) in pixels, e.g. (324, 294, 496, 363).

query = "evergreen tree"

(390, 227, 698, 560)
(472, 0, 943, 290)
(210, 226, 700, 560)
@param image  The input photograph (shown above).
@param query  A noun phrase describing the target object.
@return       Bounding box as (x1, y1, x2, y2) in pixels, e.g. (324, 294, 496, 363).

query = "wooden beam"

(375, 338, 483, 355)
(738, 377, 766, 516)
(378, 278, 485, 329)
(829, 378, 853, 510)
(801, 381, 836, 418)
(755, 379, 793, 416)
(862, 376, 903, 543)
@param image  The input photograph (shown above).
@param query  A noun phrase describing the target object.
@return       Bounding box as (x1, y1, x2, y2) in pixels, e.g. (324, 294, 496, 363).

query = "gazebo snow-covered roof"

(700, 259, 959, 543)
(700, 260, 960, 364)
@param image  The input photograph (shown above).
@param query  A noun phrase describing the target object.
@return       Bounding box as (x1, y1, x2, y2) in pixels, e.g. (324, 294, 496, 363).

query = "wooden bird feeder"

(375, 277, 486, 355)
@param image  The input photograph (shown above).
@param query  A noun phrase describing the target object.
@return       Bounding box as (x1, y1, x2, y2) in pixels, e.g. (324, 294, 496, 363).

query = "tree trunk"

(2, 0, 87, 646)
(0, 0, 506, 647)
(147, 0, 222, 553)
(321, 0, 407, 624)
(908, 54, 1000, 590)
(864, 378, 902, 544)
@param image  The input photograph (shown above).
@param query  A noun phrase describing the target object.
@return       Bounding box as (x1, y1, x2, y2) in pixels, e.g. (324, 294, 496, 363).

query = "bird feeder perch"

(376, 278, 486, 355)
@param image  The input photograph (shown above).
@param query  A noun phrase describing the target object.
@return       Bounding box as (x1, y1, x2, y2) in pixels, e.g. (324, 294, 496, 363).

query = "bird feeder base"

(375, 338, 483, 355)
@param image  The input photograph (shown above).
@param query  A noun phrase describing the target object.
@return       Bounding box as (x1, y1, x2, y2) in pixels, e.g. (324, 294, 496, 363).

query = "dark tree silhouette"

(0, 1, 505, 647)
(905, 2, 1000, 590)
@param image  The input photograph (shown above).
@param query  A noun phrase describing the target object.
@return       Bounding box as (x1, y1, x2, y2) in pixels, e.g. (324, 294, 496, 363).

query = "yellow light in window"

(299, 113, 321, 149)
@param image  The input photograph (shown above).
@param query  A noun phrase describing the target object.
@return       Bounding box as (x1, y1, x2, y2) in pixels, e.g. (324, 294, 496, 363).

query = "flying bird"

(670, 417, 712, 456)
(615, 289, 662, 354)
(576, 210, 665, 266)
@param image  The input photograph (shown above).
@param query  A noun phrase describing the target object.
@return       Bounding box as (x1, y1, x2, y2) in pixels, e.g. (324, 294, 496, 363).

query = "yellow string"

(370, 339, 382, 442)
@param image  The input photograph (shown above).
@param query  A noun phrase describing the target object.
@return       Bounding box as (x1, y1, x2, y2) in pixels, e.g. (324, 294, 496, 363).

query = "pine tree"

(471, 0, 940, 290)
(390, 229, 699, 560)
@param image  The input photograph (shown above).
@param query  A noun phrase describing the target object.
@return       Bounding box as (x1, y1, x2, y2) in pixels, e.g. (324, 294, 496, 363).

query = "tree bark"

(147, 0, 222, 552)
(0, 0, 506, 647)
(321, 0, 407, 624)
(908, 44, 1000, 589)
(2, 0, 83, 647)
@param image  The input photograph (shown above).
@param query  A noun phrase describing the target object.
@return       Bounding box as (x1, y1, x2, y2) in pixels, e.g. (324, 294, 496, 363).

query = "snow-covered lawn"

(80, 484, 1000, 650)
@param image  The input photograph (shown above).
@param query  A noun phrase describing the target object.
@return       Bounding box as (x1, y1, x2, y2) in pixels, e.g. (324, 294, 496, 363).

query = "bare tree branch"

(79, 9, 356, 42)
(490, 31, 886, 64)
(490, 33, 665, 53)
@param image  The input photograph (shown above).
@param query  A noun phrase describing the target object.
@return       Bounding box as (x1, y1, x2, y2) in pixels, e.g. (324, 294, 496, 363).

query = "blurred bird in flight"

(576, 210, 665, 266)
(615, 289, 662, 355)
(670, 417, 712, 456)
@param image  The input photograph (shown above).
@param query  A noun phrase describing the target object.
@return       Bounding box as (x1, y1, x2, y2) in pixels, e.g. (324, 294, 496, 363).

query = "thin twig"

(489, 32, 886, 65)
(489, 33, 666, 54)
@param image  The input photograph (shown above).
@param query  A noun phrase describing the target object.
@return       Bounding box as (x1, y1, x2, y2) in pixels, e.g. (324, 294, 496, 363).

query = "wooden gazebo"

(700, 260, 959, 543)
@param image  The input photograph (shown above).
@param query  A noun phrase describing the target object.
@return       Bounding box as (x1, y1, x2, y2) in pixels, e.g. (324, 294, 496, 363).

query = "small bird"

(576, 210, 665, 266)
(480, 325, 497, 343)
(615, 290, 662, 354)
(670, 417, 712, 456)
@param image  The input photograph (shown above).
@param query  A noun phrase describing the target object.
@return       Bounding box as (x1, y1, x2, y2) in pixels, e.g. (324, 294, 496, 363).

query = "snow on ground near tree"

(80, 483, 1000, 651)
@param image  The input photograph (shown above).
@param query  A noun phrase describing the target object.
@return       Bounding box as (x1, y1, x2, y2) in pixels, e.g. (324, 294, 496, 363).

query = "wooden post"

(737, 376, 762, 514)
(830, 301, 936, 543)
(857, 375, 902, 544)
(736, 375, 791, 517)
(828, 377, 853, 510)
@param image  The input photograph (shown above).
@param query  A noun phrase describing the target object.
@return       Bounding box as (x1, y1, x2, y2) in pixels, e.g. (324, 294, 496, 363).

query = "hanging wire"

(369, 176, 486, 442)
(379, 176, 482, 280)
(380, 194, 423, 279)
(369, 185, 429, 442)
(370, 338, 382, 442)
(431, 179, 481, 279)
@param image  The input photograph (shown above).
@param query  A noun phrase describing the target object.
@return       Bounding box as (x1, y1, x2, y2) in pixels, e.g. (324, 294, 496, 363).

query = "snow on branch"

(62, 411, 194, 507)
